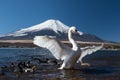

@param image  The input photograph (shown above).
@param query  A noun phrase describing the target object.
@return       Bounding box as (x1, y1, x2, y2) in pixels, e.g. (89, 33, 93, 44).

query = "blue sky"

(0, 0, 120, 42)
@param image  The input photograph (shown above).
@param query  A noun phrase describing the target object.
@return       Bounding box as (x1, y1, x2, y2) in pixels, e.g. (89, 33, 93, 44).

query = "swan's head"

(69, 26, 78, 33)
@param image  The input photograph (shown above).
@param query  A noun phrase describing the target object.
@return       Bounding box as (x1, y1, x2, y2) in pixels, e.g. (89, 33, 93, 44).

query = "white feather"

(78, 43, 103, 62)
(33, 35, 72, 60)
(33, 26, 81, 69)
(33, 26, 103, 69)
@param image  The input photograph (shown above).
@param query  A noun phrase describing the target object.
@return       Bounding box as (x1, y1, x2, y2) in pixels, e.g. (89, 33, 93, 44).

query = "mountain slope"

(0, 19, 104, 42)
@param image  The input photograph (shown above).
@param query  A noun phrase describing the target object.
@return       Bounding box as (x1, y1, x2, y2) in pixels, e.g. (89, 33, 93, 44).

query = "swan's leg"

(80, 60, 90, 66)
(58, 63, 65, 69)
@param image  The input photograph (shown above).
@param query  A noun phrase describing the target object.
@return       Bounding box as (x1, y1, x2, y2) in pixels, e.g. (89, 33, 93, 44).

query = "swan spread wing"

(78, 44, 103, 61)
(33, 36, 72, 60)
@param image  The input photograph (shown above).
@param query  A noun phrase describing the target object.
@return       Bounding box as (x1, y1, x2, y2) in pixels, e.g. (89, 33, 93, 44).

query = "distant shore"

(0, 40, 120, 50)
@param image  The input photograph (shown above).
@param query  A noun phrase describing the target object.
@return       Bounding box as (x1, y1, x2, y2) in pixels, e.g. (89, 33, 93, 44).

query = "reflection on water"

(0, 48, 120, 80)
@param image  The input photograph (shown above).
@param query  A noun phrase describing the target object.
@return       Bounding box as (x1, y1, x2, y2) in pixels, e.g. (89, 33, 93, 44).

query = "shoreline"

(0, 40, 119, 50)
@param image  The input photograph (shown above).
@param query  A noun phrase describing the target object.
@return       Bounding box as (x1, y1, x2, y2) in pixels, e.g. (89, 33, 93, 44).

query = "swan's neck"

(68, 30, 78, 50)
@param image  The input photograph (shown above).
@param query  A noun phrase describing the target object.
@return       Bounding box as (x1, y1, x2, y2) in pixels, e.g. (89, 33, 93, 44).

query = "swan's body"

(33, 27, 103, 69)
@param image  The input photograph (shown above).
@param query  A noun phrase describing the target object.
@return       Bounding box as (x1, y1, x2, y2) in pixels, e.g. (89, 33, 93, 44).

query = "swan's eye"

(75, 29, 77, 32)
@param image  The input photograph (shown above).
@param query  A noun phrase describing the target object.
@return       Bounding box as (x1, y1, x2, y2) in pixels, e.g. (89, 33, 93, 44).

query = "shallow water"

(0, 48, 120, 80)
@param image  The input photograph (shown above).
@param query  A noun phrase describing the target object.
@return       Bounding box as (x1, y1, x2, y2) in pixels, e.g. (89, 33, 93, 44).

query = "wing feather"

(78, 44, 103, 61)
(33, 36, 72, 60)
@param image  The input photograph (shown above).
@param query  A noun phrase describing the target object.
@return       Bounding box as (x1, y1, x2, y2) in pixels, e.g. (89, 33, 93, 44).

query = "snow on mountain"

(0, 19, 104, 42)
(3, 19, 83, 37)
(15, 20, 69, 34)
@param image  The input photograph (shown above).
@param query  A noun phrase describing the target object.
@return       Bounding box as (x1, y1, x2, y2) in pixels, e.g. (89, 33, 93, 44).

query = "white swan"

(33, 26, 103, 69)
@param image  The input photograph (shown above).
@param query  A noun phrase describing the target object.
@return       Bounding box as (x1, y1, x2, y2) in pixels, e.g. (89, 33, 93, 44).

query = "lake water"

(0, 48, 120, 80)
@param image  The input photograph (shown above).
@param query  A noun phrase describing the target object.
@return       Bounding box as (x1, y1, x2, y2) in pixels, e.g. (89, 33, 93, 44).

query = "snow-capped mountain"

(0, 19, 104, 42)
